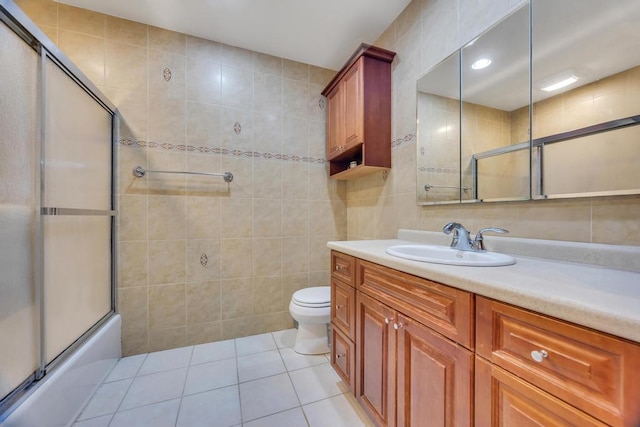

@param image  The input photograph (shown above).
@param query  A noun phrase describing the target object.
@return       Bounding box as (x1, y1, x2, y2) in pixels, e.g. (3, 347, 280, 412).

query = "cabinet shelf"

(329, 164, 389, 180)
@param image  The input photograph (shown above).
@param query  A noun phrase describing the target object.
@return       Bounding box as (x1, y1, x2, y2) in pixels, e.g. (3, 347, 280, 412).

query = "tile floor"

(72, 329, 372, 427)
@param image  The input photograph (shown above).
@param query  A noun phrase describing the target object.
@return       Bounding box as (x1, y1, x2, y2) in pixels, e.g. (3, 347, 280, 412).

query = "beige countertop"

(327, 236, 640, 344)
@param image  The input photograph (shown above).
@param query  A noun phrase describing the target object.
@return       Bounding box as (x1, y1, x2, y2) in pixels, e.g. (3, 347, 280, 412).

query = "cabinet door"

(326, 86, 344, 159)
(343, 58, 364, 148)
(475, 357, 607, 426)
(356, 291, 396, 427)
(396, 314, 473, 427)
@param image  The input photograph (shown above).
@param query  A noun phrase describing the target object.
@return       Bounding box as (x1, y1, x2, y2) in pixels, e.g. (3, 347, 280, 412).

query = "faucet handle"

(474, 227, 509, 251)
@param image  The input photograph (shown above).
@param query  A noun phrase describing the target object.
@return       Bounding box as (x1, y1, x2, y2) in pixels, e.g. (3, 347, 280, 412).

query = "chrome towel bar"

(132, 166, 233, 182)
(424, 184, 470, 192)
(41, 207, 117, 216)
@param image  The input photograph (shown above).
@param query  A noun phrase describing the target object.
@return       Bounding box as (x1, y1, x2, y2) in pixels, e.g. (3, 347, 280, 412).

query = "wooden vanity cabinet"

(322, 44, 395, 179)
(330, 252, 640, 427)
(354, 259, 474, 427)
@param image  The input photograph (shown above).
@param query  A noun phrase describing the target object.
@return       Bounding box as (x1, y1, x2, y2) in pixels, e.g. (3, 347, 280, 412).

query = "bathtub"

(1, 314, 121, 427)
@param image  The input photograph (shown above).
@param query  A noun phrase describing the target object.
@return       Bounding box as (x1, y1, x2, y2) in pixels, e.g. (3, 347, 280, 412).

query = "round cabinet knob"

(393, 322, 403, 330)
(531, 349, 548, 363)
(335, 304, 343, 310)
(384, 317, 390, 325)
(335, 264, 346, 271)
(336, 353, 345, 359)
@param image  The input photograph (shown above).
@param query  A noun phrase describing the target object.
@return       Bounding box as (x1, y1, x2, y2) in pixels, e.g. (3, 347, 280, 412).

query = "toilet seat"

(292, 287, 330, 308)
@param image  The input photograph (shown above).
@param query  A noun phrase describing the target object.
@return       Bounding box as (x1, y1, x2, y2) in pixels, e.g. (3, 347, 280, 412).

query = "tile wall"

(16, 0, 640, 357)
(15, 0, 346, 355)
(347, 0, 640, 246)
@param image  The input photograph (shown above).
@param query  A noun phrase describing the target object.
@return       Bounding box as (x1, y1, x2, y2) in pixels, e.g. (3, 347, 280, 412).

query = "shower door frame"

(0, 0, 118, 415)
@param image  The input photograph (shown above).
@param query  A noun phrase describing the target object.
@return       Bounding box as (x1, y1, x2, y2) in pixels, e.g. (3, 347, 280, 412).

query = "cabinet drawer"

(331, 326, 355, 394)
(331, 277, 355, 340)
(331, 251, 355, 286)
(476, 297, 640, 426)
(356, 259, 474, 349)
(475, 356, 607, 426)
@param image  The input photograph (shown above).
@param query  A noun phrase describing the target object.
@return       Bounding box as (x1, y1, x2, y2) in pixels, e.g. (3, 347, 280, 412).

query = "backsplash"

(15, 0, 346, 356)
(397, 229, 640, 273)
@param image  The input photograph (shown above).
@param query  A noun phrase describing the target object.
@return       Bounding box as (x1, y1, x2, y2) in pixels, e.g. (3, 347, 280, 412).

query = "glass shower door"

(0, 18, 39, 402)
(0, 1, 116, 415)
(42, 56, 114, 364)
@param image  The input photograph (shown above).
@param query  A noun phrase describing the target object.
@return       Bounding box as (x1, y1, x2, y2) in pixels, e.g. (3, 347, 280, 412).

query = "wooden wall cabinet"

(322, 44, 395, 180)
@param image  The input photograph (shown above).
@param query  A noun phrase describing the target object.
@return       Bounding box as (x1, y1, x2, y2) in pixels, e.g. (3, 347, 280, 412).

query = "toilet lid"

(292, 286, 330, 307)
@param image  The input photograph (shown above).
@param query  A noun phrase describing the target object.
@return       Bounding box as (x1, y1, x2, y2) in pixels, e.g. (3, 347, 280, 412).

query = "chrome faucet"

(442, 222, 473, 251)
(442, 222, 509, 252)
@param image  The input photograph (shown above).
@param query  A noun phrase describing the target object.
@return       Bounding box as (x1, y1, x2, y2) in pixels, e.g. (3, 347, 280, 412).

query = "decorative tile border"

(391, 132, 417, 148)
(119, 138, 327, 165)
(418, 166, 459, 174)
(120, 131, 417, 165)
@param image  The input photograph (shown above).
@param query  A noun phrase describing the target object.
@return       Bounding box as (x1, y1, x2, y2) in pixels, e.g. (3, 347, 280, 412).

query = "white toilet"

(289, 286, 331, 354)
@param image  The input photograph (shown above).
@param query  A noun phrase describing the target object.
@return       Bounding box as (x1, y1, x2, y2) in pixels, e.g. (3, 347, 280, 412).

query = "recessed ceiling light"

(540, 75, 579, 92)
(471, 58, 492, 70)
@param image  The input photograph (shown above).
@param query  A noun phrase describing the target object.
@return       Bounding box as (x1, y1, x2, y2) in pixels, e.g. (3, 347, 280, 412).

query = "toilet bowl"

(289, 286, 331, 354)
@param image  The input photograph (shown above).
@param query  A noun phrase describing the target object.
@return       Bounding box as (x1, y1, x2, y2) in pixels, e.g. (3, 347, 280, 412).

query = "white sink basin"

(385, 244, 516, 267)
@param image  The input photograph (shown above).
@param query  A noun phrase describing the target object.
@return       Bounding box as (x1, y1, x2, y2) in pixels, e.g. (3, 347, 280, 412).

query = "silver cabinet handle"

(335, 264, 346, 271)
(384, 317, 390, 325)
(531, 349, 548, 363)
(393, 322, 403, 330)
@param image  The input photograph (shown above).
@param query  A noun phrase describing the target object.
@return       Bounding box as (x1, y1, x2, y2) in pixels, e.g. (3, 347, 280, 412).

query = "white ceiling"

(56, 0, 411, 70)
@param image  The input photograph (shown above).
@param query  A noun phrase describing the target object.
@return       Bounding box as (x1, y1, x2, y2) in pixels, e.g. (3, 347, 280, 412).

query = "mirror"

(461, 4, 530, 202)
(416, 0, 640, 205)
(531, 0, 640, 198)
(416, 52, 461, 204)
